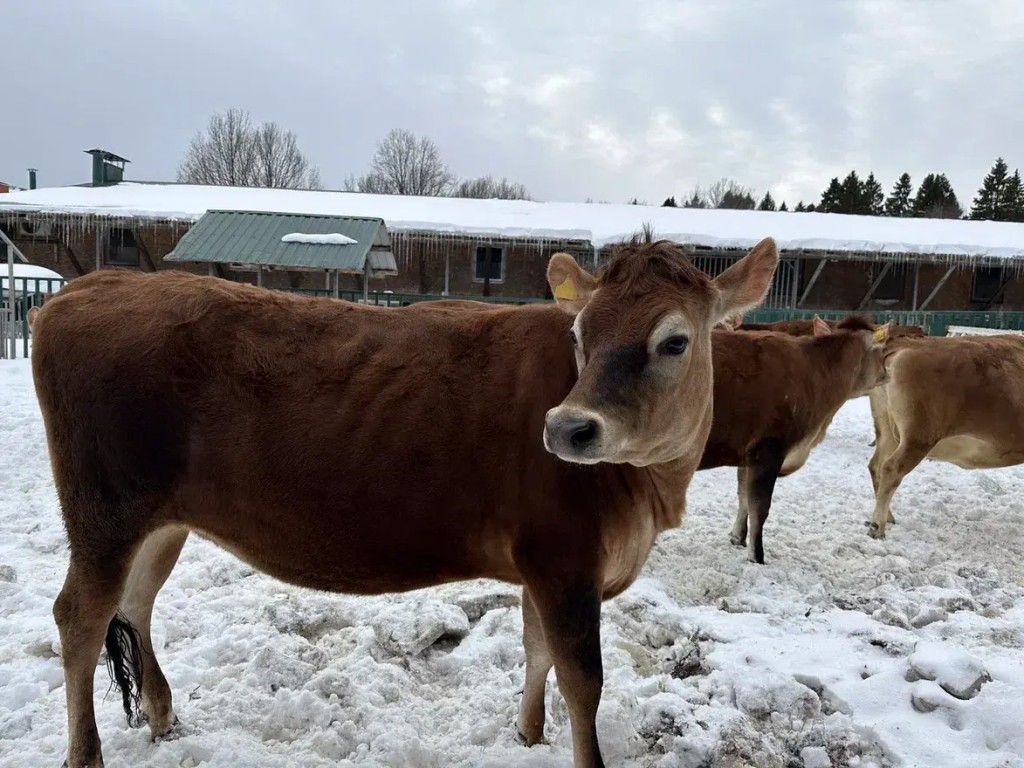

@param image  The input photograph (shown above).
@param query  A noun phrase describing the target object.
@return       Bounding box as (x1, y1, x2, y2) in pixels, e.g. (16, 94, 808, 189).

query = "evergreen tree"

(819, 177, 843, 212)
(970, 157, 1011, 220)
(662, 196, 678, 207)
(719, 189, 757, 209)
(805, 203, 818, 212)
(779, 201, 789, 212)
(864, 172, 884, 215)
(757, 191, 777, 211)
(913, 173, 963, 219)
(884, 173, 913, 216)
(682, 191, 707, 208)
(1005, 170, 1024, 222)
(794, 201, 806, 212)
(838, 171, 864, 213)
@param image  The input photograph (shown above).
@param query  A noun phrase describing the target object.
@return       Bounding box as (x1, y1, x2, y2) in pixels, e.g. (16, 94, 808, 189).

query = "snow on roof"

(1, 181, 1024, 261)
(281, 232, 358, 245)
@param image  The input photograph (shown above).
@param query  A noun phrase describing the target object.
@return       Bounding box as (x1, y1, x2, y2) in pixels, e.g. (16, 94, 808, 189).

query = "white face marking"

(647, 311, 693, 356)
(571, 311, 586, 374)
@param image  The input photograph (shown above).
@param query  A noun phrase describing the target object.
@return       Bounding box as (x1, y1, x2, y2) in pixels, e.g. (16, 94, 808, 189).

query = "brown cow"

(32, 237, 778, 768)
(722, 313, 926, 340)
(866, 333, 1024, 539)
(697, 315, 892, 563)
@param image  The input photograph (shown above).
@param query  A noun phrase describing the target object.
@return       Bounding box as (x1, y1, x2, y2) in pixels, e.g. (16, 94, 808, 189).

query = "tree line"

(661, 159, 1024, 222)
(177, 109, 531, 201)
(177, 109, 1024, 222)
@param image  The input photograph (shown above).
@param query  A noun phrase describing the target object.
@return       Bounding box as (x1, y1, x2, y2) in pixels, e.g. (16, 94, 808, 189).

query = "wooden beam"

(797, 259, 827, 306)
(919, 266, 956, 310)
(857, 263, 892, 310)
(56, 239, 86, 276)
(912, 262, 921, 310)
(133, 229, 157, 272)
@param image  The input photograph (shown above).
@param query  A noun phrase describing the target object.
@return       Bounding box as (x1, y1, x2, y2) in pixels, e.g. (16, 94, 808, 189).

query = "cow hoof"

(152, 716, 181, 742)
(865, 521, 885, 539)
(516, 728, 545, 747)
(729, 534, 746, 547)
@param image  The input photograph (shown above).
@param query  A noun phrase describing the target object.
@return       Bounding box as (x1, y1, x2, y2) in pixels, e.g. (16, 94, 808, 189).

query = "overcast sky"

(4, 0, 1023, 208)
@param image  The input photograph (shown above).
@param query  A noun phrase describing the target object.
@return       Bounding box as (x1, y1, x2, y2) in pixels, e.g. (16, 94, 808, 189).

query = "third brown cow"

(698, 315, 892, 563)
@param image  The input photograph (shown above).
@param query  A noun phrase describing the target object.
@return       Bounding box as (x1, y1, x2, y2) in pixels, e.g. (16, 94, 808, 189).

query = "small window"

(473, 246, 504, 283)
(105, 228, 140, 267)
(972, 267, 1004, 303)
(873, 263, 906, 301)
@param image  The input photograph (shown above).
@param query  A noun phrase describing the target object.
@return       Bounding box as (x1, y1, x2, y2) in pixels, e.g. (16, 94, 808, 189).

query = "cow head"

(821, 315, 894, 394)
(543, 234, 779, 466)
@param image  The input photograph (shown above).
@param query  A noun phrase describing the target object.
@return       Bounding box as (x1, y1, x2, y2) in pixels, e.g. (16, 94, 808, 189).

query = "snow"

(2, 181, 1024, 260)
(281, 233, 358, 246)
(3, 360, 1024, 767)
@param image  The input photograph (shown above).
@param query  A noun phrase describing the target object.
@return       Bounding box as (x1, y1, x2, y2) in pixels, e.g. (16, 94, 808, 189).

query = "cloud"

(3, 0, 1023, 212)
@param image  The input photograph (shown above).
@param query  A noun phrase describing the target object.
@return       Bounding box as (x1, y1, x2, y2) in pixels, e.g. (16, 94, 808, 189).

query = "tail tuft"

(104, 612, 145, 728)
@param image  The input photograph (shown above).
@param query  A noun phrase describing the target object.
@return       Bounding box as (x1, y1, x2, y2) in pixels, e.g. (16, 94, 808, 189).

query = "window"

(104, 228, 140, 267)
(873, 263, 906, 301)
(473, 246, 504, 283)
(972, 266, 1004, 303)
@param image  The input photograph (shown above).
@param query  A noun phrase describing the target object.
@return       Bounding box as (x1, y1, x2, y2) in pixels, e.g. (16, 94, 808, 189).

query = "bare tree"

(178, 108, 322, 190)
(451, 175, 531, 200)
(251, 122, 323, 190)
(346, 129, 455, 196)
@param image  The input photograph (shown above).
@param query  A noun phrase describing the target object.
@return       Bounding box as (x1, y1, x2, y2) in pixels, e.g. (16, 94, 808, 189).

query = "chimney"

(84, 149, 130, 186)
(27, 168, 37, 190)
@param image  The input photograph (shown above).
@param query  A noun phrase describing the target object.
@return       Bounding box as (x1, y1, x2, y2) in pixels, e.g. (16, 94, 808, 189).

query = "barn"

(3, 150, 1024, 336)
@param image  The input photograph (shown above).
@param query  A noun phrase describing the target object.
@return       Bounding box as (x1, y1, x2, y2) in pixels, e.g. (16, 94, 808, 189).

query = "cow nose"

(568, 418, 600, 448)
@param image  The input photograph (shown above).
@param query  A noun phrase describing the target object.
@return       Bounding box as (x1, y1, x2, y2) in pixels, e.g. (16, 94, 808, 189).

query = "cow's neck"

(812, 338, 871, 411)
(637, 456, 696, 532)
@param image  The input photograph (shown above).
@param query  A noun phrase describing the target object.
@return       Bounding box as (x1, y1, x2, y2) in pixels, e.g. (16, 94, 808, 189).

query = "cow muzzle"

(543, 406, 608, 464)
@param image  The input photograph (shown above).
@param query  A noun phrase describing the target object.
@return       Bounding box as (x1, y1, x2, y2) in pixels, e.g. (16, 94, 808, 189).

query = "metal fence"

(8, 276, 1024, 360)
(0, 277, 66, 359)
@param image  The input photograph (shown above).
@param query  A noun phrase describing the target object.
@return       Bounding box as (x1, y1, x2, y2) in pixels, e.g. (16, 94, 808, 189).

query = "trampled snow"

(281, 233, 358, 245)
(2, 182, 1024, 260)
(2, 357, 1024, 767)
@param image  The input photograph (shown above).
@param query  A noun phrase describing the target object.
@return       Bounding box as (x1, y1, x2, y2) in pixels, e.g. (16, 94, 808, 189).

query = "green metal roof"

(164, 209, 397, 275)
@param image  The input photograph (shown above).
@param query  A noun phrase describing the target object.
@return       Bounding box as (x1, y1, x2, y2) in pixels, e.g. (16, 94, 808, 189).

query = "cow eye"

(569, 329, 578, 346)
(659, 335, 689, 355)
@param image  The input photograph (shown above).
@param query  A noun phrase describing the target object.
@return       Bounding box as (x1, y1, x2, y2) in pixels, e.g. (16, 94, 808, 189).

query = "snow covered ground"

(2, 356, 1024, 768)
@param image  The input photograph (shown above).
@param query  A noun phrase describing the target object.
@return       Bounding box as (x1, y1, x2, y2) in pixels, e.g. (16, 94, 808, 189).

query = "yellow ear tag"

(554, 276, 578, 301)
(873, 327, 887, 342)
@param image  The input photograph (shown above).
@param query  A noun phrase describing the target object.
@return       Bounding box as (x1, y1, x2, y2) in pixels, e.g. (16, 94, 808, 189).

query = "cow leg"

(522, 578, 604, 768)
(745, 443, 784, 565)
(729, 465, 749, 547)
(517, 587, 553, 746)
(118, 526, 189, 740)
(868, 441, 932, 539)
(54, 551, 133, 768)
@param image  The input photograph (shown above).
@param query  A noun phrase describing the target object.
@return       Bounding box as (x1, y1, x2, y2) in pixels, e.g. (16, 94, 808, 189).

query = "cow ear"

(813, 315, 831, 337)
(547, 253, 598, 316)
(712, 237, 779, 323)
(869, 321, 893, 346)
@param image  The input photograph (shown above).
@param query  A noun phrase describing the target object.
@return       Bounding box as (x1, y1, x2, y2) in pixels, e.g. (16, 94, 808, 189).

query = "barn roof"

(2, 181, 1024, 265)
(164, 210, 398, 275)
